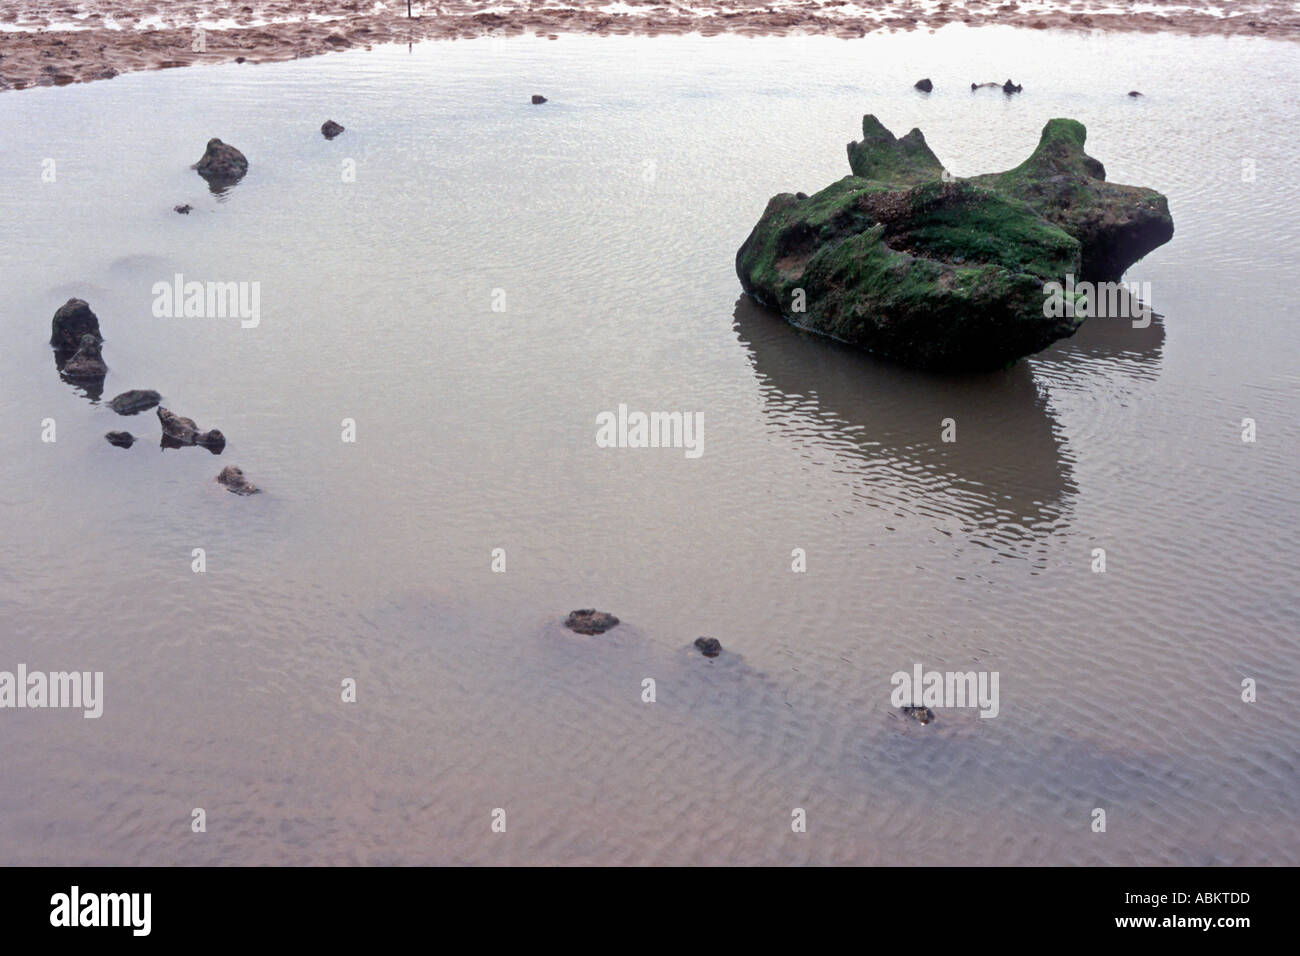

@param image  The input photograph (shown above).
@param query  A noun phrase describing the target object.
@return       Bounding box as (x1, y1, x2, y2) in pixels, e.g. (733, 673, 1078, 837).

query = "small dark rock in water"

(694, 636, 722, 658)
(217, 465, 260, 495)
(321, 120, 345, 139)
(564, 609, 619, 635)
(50, 298, 101, 354)
(914, 77, 933, 92)
(157, 406, 199, 442)
(235, 56, 246, 64)
(105, 431, 135, 448)
(158, 407, 225, 453)
(1128, 90, 1143, 98)
(192, 137, 249, 184)
(971, 81, 999, 90)
(531, 95, 547, 104)
(174, 204, 192, 214)
(108, 389, 161, 415)
(61, 334, 107, 380)
(1002, 79, 1023, 94)
(901, 705, 936, 724)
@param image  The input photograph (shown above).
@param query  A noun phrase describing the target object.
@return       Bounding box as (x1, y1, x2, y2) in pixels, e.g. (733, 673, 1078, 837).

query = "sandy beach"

(2, 0, 1297, 91)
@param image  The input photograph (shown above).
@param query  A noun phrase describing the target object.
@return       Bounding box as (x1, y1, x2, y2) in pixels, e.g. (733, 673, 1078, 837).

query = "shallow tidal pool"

(0, 25, 1296, 864)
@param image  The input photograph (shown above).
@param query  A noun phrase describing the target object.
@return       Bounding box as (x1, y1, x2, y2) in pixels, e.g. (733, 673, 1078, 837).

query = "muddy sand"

(1, 1, 1296, 92)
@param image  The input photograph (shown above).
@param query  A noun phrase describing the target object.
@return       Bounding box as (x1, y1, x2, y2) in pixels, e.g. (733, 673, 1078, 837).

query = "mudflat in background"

(2, 0, 1297, 90)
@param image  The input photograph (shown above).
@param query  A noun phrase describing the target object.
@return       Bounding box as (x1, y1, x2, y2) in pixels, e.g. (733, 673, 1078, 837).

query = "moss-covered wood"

(736, 115, 1174, 371)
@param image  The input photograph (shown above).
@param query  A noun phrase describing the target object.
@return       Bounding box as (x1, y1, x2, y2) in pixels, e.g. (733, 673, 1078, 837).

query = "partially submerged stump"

(564, 609, 619, 635)
(217, 465, 260, 495)
(735, 115, 1173, 370)
(158, 407, 225, 453)
(901, 705, 936, 725)
(694, 637, 722, 658)
(50, 298, 101, 355)
(192, 138, 248, 185)
(61, 334, 107, 380)
(108, 390, 161, 415)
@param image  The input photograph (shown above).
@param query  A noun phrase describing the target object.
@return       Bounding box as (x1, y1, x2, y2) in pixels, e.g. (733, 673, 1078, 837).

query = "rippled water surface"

(0, 26, 1297, 864)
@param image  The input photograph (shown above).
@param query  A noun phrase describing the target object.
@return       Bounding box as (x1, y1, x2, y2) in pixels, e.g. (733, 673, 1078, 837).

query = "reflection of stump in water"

(1033, 294, 1166, 373)
(54, 357, 106, 401)
(160, 432, 226, 455)
(733, 295, 1074, 541)
(54, 339, 107, 401)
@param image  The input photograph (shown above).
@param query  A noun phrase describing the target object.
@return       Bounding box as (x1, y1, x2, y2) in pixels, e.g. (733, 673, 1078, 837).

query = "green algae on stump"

(846, 115, 944, 185)
(737, 115, 1173, 371)
(847, 114, 1173, 278)
(737, 175, 1084, 371)
(967, 118, 1173, 281)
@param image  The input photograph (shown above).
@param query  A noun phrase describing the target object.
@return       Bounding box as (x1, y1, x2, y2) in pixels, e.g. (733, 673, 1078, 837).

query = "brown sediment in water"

(1, 0, 1296, 92)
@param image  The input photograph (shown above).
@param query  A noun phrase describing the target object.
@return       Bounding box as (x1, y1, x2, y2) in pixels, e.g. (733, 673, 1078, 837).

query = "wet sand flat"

(2, 0, 1298, 91)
